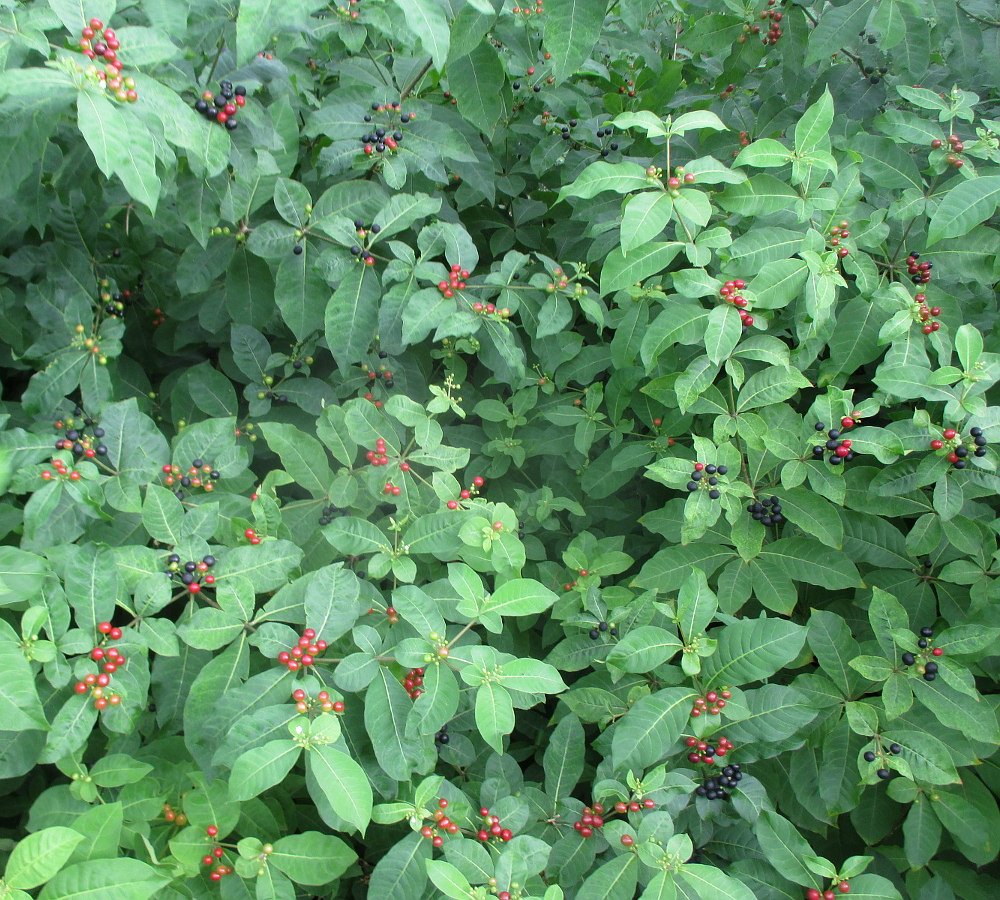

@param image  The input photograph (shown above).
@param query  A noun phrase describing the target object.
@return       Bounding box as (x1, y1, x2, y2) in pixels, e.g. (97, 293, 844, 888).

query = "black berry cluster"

(160, 458, 220, 499)
(318, 503, 340, 526)
(594, 123, 619, 158)
(98, 279, 139, 318)
(900, 625, 944, 680)
(929, 426, 987, 468)
(748, 495, 783, 526)
(588, 620, 618, 639)
(696, 765, 743, 800)
(864, 740, 902, 781)
(165, 553, 216, 595)
(53, 413, 107, 460)
(811, 420, 855, 465)
(194, 80, 246, 131)
(686, 462, 728, 498)
(905, 251, 932, 285)
(434, 725, 450, 746)
(360, 102, 410, 157)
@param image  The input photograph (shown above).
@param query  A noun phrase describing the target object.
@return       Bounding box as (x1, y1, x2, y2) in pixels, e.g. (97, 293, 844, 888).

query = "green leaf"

(324, 517, 392, 555)
(679, 864, 757, 900)
(577, 852, 638, 900)
(37, 859, 169, 899)
(228, 739, 302, 801)
(600, 243, 683, 296)
(270, 831, 357, 885)
(621, 192, 673, 253)
(736, 367, 811, 411)
(4, 827, 84, 890)
(389, 0, 450, 70)
(425, 860, 474, 900)
(771, 487, 844, 549)
(543, 0, 608, 85)
(612, 687, 695, 769)
(754, 811, 817, 887)
(543, 713, 585, 802)
(325, 264, 380, 374)
(795, 88, 834, 155)
(733, 139, 792, 168)
(496, 658, 567, 694)
(701, 617, 807, 687)
(605, 625, 682, 673)
(307, 744, 373, 834)
(927, 176, 1000, 245)
(450, 42, 506, 138)
(275, 253, 328, 341)
(558, 161, 651, 202)
(806, 0, 877, 64)
(903, 795, 942, 869)
(365, 667, 417, 781)
(259, 423, 332, 497)
(475, 681, 514, 754)
(484, 579, 558, 617)
(758, 537, 861, 589)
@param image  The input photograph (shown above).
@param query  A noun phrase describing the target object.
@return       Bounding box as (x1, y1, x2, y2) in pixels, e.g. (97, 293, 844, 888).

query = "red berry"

(206, 825, 218, 837)
(806, 891, 821, 900)
(621, 834, 634, 846)
(932, 647, 943, 656)
(930, 439, 943, 450)
(839, 883, 851, 895)
(824, 892, 836, 900)
(943, 429, 957, 440)
(244, 528, 257, 539)
(98, 621, 113, 634)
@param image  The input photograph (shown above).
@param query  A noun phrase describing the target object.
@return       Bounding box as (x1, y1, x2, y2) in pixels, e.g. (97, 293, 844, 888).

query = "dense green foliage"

(2, 0, 1000, 898)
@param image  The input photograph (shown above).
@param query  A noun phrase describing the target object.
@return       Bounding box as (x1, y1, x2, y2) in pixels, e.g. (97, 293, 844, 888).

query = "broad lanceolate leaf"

(612, 688, 695, 770)
(544, 0, 608, 85)
(307, 744, 374, 834)
(701, 617, 807, 688)
(325, 264, 380, 373)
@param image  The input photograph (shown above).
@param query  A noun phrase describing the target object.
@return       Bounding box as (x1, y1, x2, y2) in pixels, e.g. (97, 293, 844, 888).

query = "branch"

(400, 58, 433, 102)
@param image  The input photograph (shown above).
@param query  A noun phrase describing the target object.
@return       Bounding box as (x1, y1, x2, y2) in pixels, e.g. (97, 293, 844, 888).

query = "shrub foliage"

(1, 1, 999, 898)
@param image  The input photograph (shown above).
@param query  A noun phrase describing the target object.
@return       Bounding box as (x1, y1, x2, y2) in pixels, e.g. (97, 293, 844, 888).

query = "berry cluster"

(576, 797, 656, 840)
(931, 133, 965, 168)
(54, 416, 107, 460)
(318, 503, 340, 526)
(162, 804, 188, 827)
(470, 300, 510, 318)
(696, 763, 743, 801)
(587, 619, 619, 639)
(74, 621, 126, 709)
(758, 1, 784, 45)
(276, 628, 328, 671)
(554, 117, 579, 141)
(98, 282, 137, 318)
(805, 883, 852, 900)
(475, 808, 514, 843)
(335, 0, 361, 21)
(863, 741, 902, 777)
(686, 462, 728, 498)
(929, 426, 986, 468)
(445, 475, 486, 510)
(40, 456, 82, 483)
(243, 527, 262, 545)
(350, 221, 378, 265)
(165, 553, 216, 595)
(365, 438, 391, 466)
(594, 123, 618, 156)
(201, 825, 233, 881)
(748, 495, 784, 526)
(160, 459, 221, 499)
(511, 1, 544, 17)
(362, 362, 394, 393)
(434, 725, 450, 746)
(905, 251, 933, 285)
(512, 59, 555, 94)
(690, 688, 731, 717)
(194, 80, 246, 131)
(382, 480, 401, 496)
(419, 798, 459, 847)
(78, 19, 138, 103)
(403, 667, 425, 700)
(718, 278, 755, 328)
(685, 734, 734, 764)
(437, 263, 471, 298)
(811, 421, 855, 465)
(360, 102, 410, 156)
(912, 292, 942, 334)
(544, 265, 589, 300)
(828, 220, 851, 258)
(72, 324, 108, 365)
(900, 625, 944, 680)
(291, 687, 342, 714)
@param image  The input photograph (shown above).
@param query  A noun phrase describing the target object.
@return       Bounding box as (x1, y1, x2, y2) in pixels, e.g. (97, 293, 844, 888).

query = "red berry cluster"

(544, 265, 588, 300)
(53, 415, 107, 461)
(165, 553, 216, 594)
(194, 80, 246, 131)
(201, 825, 233, 881)
(161, 459, 220, 498)
(382, 480, 401, 496)
(360, 102, 409, 156)
(719, 278, 755, 328)
(437, 263, 471, 298)
(419, 798, 459, 848)
(335, 0, 361, 20)
(276, 628, 328, 671)
(686, 462, 728, 500)
(828, 220, 851, 258)
(578, 797, 656, 840)
(471, 299, 510, 318)
(666, 168, 697, 195)
(476, 807, 514, 843)
(361, 363, 394, 400)
(403, 667, 425, 700)
(690, 688, 731, 717)
(929, 426, 986, 469)
(256, 51, 275, 60)
(685, 734, 734, 764)
(74, 622, 125, 709)
(805, 883, 851, 900)
(905, 251, 933, 285)
(162, 804, 188, 827)
(365, 437, 390, 466)
(243, 527, 262, 545)
(292, 687, 342, 714)
(811, 420, 855, 466)
(511, 1, 544, 17)
(445, 475, 486, 510)
(40, 456, 82, 483)
(911, 292, 942, 334)
(931, 133, 965, 168)
(758, 1, 784, 45)
(78, 19, 137, 103)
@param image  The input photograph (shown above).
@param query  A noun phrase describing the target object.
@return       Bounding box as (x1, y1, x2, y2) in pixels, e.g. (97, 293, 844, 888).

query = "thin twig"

(400, 58, 433, 102)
